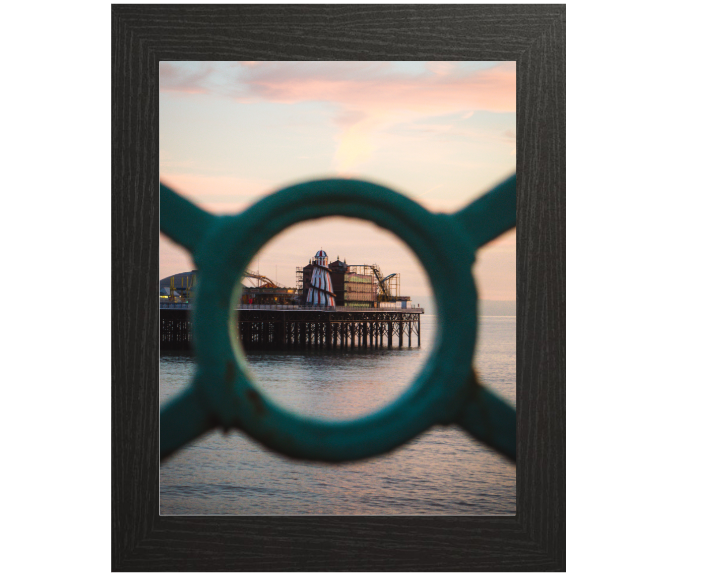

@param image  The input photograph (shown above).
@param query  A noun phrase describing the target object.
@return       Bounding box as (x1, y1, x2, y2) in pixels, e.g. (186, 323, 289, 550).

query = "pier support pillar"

(273, 321, 280, 349)
(387, 321, 393, 348)
(399, 321, 404, 347)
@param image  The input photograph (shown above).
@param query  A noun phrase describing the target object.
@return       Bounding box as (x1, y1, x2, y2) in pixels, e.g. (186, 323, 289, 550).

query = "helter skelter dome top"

(315, 250, 328, 267)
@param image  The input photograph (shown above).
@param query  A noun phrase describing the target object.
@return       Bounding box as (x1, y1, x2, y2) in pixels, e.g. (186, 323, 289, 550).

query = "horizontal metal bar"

(455, 372, 516, 462)
(160, 183, 218, 253)
(160, 383, 216, 461)
(454, 174, 516, 250)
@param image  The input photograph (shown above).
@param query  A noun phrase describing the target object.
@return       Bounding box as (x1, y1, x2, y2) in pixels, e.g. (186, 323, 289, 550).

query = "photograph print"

(158, 61, 517, 516)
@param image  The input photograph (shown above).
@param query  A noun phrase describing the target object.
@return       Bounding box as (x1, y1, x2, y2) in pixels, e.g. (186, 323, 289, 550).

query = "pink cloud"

(159, 62, 214, 94)
(160, 61, 515, 113)
(334, 109, 368, 129)
(227, 62, 515, 172)
(237, 62, 515, 113)
(426, 61, 458, 76)
(159, 61, 515, 174)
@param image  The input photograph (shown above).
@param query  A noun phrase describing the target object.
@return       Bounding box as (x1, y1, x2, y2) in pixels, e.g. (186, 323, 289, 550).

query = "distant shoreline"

(417, 300, 516, 317)
(424, 314, 516, 318)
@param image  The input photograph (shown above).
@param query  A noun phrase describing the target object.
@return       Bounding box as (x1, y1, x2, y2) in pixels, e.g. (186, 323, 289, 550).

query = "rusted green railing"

(160, 175, 517, 463)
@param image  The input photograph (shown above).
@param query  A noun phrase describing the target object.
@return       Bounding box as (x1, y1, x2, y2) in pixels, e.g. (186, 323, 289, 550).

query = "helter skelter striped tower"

(306, 249, 336, 307)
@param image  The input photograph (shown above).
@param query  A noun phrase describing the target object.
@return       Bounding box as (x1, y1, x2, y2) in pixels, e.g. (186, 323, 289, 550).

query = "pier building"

(298, 256, 409, 309)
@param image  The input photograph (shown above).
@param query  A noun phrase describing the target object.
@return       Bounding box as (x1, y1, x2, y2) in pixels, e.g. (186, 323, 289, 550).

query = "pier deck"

(160, 305, 423, 351)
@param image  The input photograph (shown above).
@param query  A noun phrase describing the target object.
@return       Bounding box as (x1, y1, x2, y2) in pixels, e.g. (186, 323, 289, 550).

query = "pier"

(160, 305, 423, 351)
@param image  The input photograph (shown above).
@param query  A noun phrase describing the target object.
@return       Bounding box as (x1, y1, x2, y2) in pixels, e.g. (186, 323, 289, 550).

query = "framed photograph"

(112, 4, 565, 571)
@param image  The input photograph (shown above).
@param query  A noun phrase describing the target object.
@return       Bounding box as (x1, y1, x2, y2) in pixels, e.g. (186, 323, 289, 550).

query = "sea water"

(160, 314, 516, 515)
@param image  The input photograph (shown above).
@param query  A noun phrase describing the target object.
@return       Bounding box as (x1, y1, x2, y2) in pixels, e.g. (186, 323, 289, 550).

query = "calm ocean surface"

(160, 314, 516, 515)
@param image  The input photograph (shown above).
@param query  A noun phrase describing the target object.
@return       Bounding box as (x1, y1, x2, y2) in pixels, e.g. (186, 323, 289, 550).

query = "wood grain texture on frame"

(112, 4, 565, 571)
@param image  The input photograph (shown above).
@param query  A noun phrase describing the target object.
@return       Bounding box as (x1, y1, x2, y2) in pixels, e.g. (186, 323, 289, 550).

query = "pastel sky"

(160, 61, 516, 306)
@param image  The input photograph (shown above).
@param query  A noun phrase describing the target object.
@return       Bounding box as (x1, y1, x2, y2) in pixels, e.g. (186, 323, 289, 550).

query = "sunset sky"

(159, 61, 516, 307)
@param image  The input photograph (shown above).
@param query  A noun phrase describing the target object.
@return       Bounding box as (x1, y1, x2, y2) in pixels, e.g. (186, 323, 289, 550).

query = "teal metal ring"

(185, 179, 479, 462)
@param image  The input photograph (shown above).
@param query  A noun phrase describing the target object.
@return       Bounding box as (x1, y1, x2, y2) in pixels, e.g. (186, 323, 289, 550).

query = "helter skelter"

(306, 249, 336, 306)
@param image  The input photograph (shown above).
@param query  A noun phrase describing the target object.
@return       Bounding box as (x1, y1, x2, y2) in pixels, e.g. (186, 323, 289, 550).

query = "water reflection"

(160, 315, 516, 515)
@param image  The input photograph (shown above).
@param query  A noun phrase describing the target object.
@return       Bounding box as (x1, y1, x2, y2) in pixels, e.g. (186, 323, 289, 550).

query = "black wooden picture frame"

(112, 4, 565, 571)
